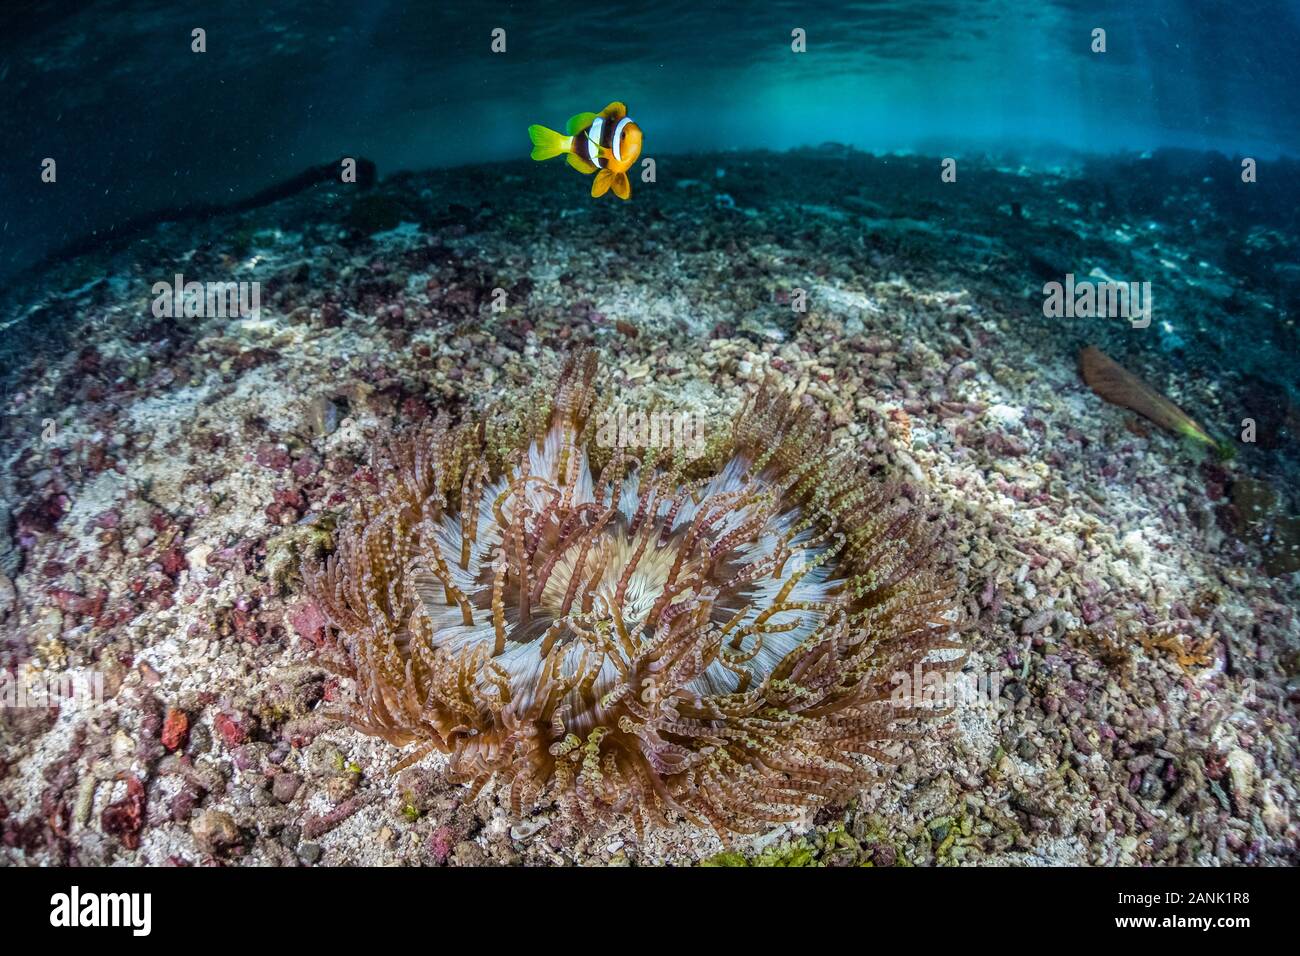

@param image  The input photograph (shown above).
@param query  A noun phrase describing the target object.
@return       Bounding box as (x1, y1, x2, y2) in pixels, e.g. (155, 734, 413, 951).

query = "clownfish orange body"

(528, 101, 643, 200)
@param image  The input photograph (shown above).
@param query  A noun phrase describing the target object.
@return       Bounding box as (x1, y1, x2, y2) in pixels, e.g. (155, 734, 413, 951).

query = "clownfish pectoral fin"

(528, 124, 571, 161)
(599, 101, 627, 121)
(566, 153, 597, 174)
(591, 168, 615, 197)
(565, 111, 598, 135)
(612, 171, 631, 200)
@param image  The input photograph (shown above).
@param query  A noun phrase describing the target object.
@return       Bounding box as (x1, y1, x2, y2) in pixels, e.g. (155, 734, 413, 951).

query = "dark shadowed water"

(2, 0, 1298, 284)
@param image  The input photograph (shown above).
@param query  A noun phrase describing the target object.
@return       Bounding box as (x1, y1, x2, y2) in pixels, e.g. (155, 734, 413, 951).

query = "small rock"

(451, 839, 487, 867)
(191, 810, 241, 855)
(510, 816, 548, 841)
(1225, 748, 1257, 807)
(290, 601, 327, 647)
(309, 396, 341, 437)
(272, 773, 303, 803)
(326, 773, 359, 803)
(304, 739, 344, 776)
(427, 825, 454, 864)
(161, 708, 189, 751)
(1020, 609, 1055, 635)
(170, 786, 200, 824)
(1261, 785, 1288, 834)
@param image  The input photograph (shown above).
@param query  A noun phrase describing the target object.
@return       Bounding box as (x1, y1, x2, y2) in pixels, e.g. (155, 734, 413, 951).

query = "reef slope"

(0, 149, 1296, 866)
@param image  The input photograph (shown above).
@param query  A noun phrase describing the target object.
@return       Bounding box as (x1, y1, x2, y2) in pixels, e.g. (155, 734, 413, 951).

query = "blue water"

(2, 0, 1298, 284)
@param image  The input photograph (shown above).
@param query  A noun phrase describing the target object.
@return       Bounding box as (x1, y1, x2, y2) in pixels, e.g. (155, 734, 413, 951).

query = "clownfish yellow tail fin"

(528, 124, 571, 161)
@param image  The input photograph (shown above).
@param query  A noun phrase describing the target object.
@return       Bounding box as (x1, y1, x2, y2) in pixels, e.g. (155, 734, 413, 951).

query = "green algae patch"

(701, 839, 819, 867)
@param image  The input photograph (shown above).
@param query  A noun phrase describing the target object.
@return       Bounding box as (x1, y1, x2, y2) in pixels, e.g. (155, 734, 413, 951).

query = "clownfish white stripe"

(612, 116, 633, 162)
(586, 117, 606, 168)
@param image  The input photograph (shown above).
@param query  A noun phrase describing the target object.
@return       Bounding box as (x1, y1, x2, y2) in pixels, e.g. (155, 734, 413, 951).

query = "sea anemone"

(304, 351, 960, 837)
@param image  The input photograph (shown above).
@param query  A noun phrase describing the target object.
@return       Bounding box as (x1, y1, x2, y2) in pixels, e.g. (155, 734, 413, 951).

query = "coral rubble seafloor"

(0, 149, 1297, 866)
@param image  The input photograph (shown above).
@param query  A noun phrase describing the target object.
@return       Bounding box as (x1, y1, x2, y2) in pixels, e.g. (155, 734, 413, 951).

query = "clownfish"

(528, 101, 642, 200)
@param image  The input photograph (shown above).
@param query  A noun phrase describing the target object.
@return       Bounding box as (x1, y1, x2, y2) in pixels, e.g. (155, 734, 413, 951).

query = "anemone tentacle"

(303, 350, 958, 837)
